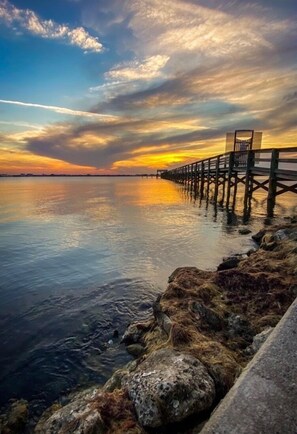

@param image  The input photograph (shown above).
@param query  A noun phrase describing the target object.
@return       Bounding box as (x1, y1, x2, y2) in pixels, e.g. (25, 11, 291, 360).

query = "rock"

(190, 302, 223, 331)
(247, 247, 257, 256)
(153, 297, 172, 335)
(1, 399, 28, 434)
(238, 228, 252, 235)
(252, 229, 266, 243)
(35, 388, 105, 434)
(103, 361, 137, 393)
(249, 327, 274, 354)
(227, 313, 253, 341)
(121, 320, 152, 345)
(36, 389, 141, 434)
(103, 370, 126, 393)
(34, 403, 62, 434)
(126, 344, 145, 357)
(275, 229, 289, 240)
(217, 256, 240, 271)
(288, 229, 297, 241)
(123, 348, 215, 428)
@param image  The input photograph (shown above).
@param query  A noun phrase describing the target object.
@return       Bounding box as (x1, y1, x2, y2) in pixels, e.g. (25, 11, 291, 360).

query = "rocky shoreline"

(1, 218, 297, 434)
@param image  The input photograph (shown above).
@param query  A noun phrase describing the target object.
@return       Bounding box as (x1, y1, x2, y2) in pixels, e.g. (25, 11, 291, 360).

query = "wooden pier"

(161, 147, 297, 217)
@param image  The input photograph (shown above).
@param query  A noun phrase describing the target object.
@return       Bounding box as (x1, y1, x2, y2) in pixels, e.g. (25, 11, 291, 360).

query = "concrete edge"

(200, 297, 297, 434)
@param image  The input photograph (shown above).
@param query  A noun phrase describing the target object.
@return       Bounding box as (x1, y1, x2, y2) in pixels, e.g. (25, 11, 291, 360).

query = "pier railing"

(161, 147, 297, 217)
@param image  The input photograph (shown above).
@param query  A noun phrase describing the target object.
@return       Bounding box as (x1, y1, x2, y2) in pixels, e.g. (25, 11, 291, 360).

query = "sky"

(0, 0, 296, 174)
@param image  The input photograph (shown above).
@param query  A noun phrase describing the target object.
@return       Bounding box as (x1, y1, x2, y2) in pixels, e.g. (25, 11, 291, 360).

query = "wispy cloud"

(0, 0, 103, 52)
(106, 55, 169, 81)
(86, 0, 296, 103)
(0, 99, 117, 120)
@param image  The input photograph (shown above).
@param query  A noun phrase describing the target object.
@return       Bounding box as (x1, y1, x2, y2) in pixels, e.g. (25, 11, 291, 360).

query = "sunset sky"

(0, 0, 296, 174)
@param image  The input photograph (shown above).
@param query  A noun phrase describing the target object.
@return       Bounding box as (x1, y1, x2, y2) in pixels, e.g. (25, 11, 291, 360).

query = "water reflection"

(184, 177, 297, 222)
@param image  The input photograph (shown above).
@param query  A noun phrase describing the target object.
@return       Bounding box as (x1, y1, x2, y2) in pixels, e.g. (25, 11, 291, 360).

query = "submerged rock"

(123, 348, 215, 428)
(238, 228, 252, 235)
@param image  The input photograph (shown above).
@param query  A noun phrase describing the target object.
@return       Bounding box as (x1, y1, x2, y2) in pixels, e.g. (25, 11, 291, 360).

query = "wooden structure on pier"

(161, 147, 297, 217)
(225, 129, 262, 153)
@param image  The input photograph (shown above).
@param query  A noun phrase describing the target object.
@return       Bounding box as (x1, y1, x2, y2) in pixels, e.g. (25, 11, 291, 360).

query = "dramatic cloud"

(0, 0, 103, 52)
(22, 105, 265, 172)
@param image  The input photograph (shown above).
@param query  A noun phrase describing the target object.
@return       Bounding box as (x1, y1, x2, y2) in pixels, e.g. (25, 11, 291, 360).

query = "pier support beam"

(267, 149, 279, 217)
(243, 150, 255, 219)
(226, 152, 234, 209)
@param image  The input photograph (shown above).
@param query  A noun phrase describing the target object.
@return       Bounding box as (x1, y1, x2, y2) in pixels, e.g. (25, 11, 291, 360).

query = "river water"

(0, 177, 296, 415)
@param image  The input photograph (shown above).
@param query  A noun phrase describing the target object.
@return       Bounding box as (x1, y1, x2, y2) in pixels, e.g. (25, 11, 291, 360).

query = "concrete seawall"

(201, 297, 297, 434)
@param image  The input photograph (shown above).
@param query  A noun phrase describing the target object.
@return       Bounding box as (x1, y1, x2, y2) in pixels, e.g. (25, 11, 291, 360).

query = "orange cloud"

(0, 149, 97, 175)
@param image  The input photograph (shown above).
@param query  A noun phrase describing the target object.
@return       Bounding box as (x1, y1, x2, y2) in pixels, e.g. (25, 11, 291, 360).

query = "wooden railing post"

(267, 149, 279, 217)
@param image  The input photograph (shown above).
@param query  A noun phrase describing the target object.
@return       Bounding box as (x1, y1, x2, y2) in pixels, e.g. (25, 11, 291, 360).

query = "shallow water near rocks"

(0, 177, 296, 417)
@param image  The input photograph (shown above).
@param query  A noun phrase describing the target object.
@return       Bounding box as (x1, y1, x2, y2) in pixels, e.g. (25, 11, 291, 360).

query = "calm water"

(0, 177, 296, 415)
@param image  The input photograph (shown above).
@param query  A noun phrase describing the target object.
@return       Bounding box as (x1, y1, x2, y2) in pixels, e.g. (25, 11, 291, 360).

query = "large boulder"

(36, 387, 143, 434)
(35, 388, 105, 434)
(123, 348, 215, 428)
